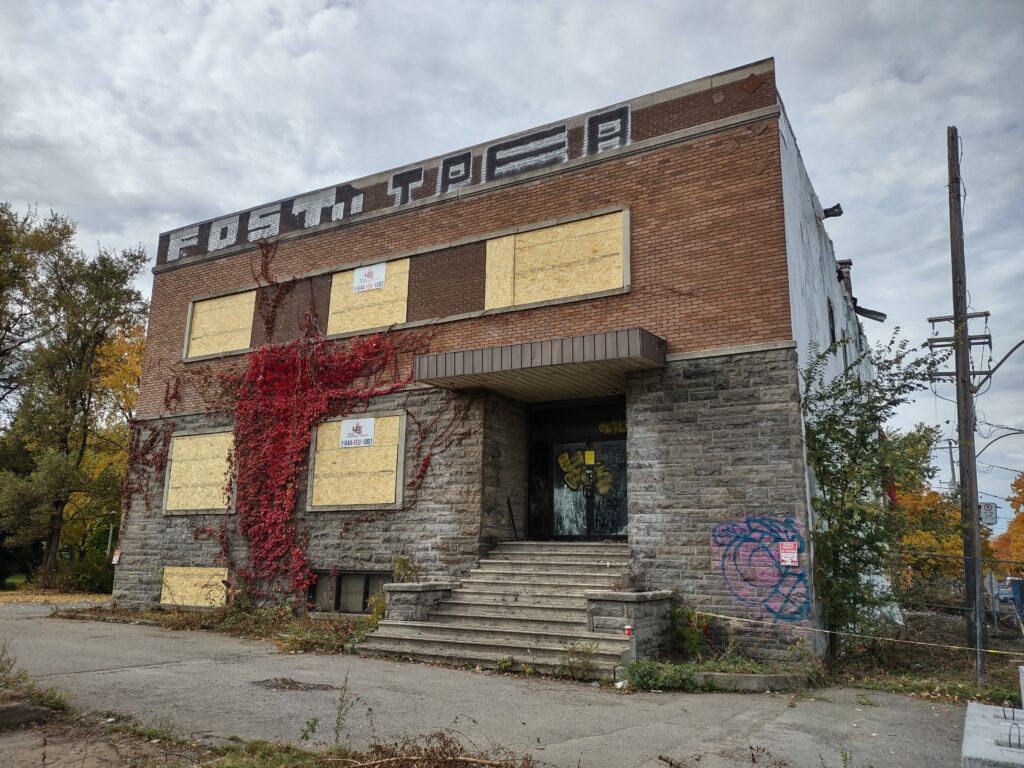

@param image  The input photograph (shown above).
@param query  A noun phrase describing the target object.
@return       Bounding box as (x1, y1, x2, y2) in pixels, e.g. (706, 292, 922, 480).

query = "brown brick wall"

(139, 117, 789, 418)
(632, 73, 774, 142)
(406, 241, 486, 322)
(250, 274, 333, 346)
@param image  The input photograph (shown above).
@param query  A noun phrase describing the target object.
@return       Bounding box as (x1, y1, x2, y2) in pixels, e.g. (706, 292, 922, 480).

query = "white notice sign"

(779, 541, 799, 567)
(340, 418, 375, 448)
(353, 262, 386, 292)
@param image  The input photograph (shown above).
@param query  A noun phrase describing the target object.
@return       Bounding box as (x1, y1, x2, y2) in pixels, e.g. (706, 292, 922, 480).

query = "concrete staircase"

(359, 541, 632, 679)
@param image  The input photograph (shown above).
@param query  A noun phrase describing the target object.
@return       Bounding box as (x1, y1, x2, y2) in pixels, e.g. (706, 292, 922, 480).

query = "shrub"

(556, 642, 598, 681)
(51, 554, 114, 594)
(624, 658, 699, 691)
(391, 555, 419, 583)
(625, 657, 661, 690)
(666, 605, 711, 657)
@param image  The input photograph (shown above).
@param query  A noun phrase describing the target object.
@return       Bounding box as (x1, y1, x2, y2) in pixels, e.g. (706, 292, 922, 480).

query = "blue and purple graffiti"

(710, 517, 810, 621)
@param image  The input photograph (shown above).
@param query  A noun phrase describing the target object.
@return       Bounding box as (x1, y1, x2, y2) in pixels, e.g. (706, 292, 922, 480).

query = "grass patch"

(0, 573, 27, 591)
(625, 658, 701, 691)
(0, 637, 68, 709)
(625, 655, 816, 692)
(828, 611, 1024, 705)
(56, 603, 376, 654)
(205, 741, 354, 768)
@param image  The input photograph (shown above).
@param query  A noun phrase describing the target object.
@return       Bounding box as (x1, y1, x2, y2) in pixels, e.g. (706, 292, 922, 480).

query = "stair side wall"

(480, 393, 528, 547)
(626, 347, 825, 659)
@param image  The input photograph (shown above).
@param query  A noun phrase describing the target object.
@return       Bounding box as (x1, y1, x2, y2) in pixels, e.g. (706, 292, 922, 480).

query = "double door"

(527, 401, 627, 540)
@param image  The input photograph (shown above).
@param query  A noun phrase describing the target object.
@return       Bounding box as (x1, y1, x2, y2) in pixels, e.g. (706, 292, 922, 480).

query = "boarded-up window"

(186, 290, 256, 358)
(160, 566, 228, 608)
(326, 259, 410, 336)
(484, 212, 625, 309)
(310, 415, 402, 507)
(165, 431, 233, 513)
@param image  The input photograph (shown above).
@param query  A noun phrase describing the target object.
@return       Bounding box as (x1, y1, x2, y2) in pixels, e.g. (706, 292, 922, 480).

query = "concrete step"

(372, 621, 628, 652)
(358, 637, 623, 680)
(444, 590, 588, 609)
(432, 601, 588, 621)
(490, 542, 627, 556)
(461, 574, 621, 589)
(476, 560, 628, 575)
(450, 585, 589, 606)
(428, 611, 591, 633)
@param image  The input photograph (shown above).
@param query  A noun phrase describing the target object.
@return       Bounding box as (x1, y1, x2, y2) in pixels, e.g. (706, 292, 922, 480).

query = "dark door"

(527, 400, 627, 540)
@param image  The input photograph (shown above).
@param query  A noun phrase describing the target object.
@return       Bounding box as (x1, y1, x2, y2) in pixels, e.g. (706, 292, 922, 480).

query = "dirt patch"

(0, 591, 110, 606)
(253, 677, 337, 691)
(0, 708, 212, 768)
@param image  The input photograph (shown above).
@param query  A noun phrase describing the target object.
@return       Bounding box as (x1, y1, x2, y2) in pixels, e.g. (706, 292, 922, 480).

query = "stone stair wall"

(358, 541, 633, 679)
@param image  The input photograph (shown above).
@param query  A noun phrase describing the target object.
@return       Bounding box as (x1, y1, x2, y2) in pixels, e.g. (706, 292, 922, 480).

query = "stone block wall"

(113, 411, 247, 609)
(113, 385, 515, 609)
(384, 582, 454, 622)
(626, 346, 823, 658)
(480, 393, 528, 545)
(586, 590, 673, 660)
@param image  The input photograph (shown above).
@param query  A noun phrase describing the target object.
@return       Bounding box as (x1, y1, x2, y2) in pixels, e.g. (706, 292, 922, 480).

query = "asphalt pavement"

(0, 602, 963, 767)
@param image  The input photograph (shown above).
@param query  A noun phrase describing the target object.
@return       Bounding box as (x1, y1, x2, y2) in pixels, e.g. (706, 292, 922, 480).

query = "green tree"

(0, 206, 147, 580)
(801, 334, 941, 657)
(0, 204, 66, 413)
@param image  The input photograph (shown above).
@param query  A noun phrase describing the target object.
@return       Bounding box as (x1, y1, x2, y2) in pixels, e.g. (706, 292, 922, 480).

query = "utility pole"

(947, 125, 985, 682)
(947, 439, 957, 486)
(928, 130, 1024, 683)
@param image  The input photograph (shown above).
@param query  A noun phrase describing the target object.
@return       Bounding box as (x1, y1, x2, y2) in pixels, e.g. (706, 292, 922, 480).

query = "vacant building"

(114, 58, 867, 674)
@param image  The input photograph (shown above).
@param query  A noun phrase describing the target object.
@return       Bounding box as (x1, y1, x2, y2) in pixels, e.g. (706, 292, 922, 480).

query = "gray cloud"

(2, 0, 1022, 519)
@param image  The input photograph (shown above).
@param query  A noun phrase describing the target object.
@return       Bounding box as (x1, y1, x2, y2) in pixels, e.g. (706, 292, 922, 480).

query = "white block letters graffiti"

(158, 103, 632, 264)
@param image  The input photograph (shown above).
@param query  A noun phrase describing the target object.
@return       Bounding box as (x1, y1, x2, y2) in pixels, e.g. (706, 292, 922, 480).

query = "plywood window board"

(164, 430, 234, 513)
(483, 211, 626, 310)
(160, 566, 228, 608)
(308, 412, 405, 509)
(326, 259, 410, 336)
(185, 290, 256, 359)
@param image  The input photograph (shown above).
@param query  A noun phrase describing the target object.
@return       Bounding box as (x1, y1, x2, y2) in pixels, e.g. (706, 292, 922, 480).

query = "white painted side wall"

(779, 109, 867, 382)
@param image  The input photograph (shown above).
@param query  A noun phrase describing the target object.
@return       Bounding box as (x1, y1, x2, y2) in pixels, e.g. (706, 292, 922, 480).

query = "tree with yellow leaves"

(0, 206, 147, 585)
(991, 473, 1024, 574)
(896, 484, 963, 581)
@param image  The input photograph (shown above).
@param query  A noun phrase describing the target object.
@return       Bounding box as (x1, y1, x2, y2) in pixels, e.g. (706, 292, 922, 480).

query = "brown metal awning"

(413, 328, 666, 402)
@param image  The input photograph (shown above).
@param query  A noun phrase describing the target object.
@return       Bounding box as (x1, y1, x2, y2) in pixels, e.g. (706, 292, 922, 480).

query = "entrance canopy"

(413, 328, 666, 402)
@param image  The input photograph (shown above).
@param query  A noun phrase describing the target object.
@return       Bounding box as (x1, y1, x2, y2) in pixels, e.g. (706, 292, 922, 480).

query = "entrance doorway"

(527, 399, 627, 540)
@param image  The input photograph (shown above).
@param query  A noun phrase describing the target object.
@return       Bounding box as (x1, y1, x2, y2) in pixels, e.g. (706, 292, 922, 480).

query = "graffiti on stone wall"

(159, 103, 631, 263)
(710, 517, 810, 621)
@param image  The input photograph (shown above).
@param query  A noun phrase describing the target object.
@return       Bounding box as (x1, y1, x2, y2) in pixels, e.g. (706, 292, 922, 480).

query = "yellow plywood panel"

(160, 566, 228, 608)
(186, 291, 256, 358)
(484, 235, 516, 310)
(311, 416, 401, 507)
(165, 432, 233, 512)
(513, 212, 623, 249)
(512, 213, 624, 306)
(327, 259, 410, 335)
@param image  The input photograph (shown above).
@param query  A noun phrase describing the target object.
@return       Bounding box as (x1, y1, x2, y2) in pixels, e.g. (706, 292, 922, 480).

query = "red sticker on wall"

(779, 542, 798, 567)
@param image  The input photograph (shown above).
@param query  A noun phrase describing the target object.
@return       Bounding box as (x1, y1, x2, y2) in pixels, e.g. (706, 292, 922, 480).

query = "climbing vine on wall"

(124, 238, 478, 605)
(221, 331, 430, 599)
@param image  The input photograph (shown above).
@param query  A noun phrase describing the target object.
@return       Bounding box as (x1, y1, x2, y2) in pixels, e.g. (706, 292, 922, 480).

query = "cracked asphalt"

(0, 603, 962, 767)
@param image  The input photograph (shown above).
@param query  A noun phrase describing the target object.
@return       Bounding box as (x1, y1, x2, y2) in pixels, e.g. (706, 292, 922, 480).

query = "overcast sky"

(2, 0, 1022, 525)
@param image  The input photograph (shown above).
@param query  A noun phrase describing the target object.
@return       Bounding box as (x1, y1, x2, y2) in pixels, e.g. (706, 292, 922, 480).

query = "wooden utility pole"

(947, 125, 986, 682)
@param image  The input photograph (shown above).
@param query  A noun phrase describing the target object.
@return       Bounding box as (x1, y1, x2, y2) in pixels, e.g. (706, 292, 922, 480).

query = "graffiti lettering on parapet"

(710, 517, 809, 621)
(158, 102, 631, 263)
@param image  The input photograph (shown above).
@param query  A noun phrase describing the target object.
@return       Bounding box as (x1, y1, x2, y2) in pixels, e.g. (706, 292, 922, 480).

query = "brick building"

(114, 58, 869, 673)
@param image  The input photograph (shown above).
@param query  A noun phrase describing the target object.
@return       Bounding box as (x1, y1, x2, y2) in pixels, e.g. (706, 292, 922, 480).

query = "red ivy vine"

(220, 332, 420, 598)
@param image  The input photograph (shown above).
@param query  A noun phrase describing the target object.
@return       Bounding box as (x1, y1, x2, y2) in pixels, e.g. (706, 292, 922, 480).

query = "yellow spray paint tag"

(584, 450, 596, 466)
